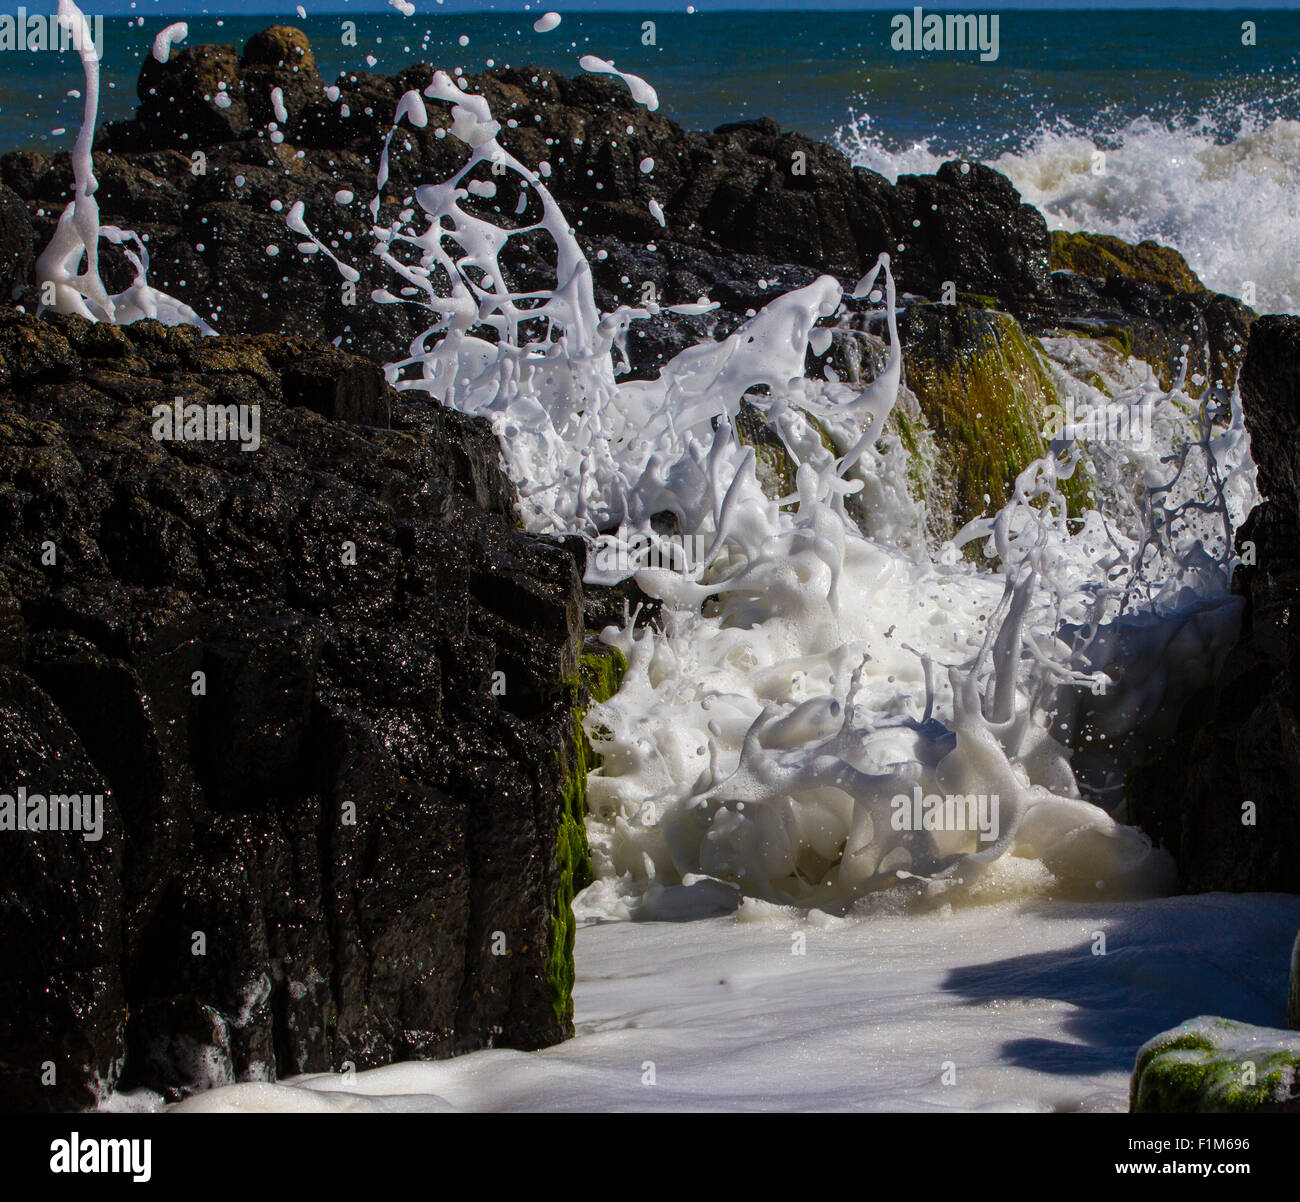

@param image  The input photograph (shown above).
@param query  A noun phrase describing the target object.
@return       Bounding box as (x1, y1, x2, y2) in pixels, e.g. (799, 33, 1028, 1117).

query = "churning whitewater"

(34, 2, 1260, 930)
(835, 106, 1300, 316)
(277, 46, 1253, 916)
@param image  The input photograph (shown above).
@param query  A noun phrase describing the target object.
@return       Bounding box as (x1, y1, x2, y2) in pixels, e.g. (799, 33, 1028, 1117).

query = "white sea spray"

(285, 73, 1265, 917)
(34, 0, 214, 332)
(32, 12, 1254, 920)
(836, 107, 1300, 314)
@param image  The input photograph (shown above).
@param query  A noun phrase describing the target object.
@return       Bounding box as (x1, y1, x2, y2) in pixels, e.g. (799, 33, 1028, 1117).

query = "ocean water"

(4, 9, 1300, 310)
(137, 894, 1300, 1112)
(26, 3, 1298, 1111)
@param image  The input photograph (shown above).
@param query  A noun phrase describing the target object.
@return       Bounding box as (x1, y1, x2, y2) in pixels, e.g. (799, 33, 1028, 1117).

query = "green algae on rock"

(735, 400, 798, 502)
(1050, 230, 1206, 296)
(544, 643, 627, 1033)
(1131, 1017, 1300, 1112)
(898, 302, 1092, 542)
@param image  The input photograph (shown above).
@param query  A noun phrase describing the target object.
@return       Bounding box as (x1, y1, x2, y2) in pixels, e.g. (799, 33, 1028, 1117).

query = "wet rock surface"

(2, 28, 1254, 388)
(1128, 317, 1300, 892)
(0, 310, 598, 1109)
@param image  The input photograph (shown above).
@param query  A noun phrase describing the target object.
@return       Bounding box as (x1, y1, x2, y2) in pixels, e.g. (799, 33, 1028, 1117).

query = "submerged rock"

(0, 310, 612, 1110)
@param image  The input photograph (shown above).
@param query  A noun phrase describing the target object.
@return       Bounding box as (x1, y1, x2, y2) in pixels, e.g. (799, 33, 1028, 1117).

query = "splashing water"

(835, 107, 1300, 315)
(283, 69, 1265, 919)
(151, 21, 188, 64)
(34, 0, 213, 332)
(32, 16, 1257, 919)
(577, 57, 659, 112)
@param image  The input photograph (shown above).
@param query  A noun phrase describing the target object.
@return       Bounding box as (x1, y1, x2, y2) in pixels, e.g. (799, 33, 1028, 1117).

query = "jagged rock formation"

(1127, 317, 1300, 893)
(0, 309, 621, 1110)
(2, 28, 1253, 390)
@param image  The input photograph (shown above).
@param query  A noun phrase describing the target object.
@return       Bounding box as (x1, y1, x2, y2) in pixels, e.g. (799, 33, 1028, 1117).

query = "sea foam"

(836, 108, 1300, 315)
(284, 71, 1260, 916)
(43, 9, 1255, 920)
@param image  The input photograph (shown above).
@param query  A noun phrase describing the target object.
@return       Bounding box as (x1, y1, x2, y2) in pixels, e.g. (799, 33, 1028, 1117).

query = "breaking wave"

(836, 107, 1300, 316)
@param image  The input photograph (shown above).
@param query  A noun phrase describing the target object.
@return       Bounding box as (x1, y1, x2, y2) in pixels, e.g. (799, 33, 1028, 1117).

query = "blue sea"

(3, 8, 1300, 309)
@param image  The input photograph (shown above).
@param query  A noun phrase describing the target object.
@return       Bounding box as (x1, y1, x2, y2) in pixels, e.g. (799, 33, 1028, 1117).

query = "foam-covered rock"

(1132, 1017, 1300, 1112)
(1127, 316, 1300, 890)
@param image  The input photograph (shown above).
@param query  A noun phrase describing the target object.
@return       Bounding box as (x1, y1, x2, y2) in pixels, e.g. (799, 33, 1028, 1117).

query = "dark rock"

(0, 310, 606, 1109)
(136, 44, 249, 147)
(0, 185, 34, 302)
(0, 149, 62, 203)
(893, 161, 1053, 321)
(1127, 317, 1300, 891)
(1234, 317, 1300, 518)
(267, 341, 391, 426)
(1042, 270, 1255, 391)
(0, 669, 123, 1111)
(240, 26, 324, 134)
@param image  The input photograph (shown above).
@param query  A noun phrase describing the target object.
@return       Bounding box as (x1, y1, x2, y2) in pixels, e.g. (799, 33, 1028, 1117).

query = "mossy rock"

(735, 400, 798, 500)
(899, 303, 1092, 543)
(1086, 371, 1111, 398)
(241, 24, 319, 73)
(739, 313, 1094, 557)
(543, 642, 627, 1030)
(1051, 230, 1205, 296)
(1131, 1017, 1300, 1112)
(882, 388, 953, 543)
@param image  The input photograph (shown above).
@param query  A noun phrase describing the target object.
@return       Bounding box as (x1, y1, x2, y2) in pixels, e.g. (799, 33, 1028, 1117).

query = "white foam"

(578, 56, 659, 111)
(835, 109, 1300, 314)
(284, 74, 1263, 919)
(35, 2, 213, 332)
(151, 21, 187, 64)
(149, 892, 1299, 1113)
